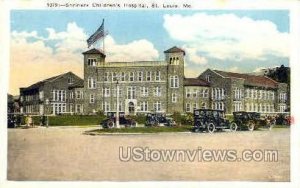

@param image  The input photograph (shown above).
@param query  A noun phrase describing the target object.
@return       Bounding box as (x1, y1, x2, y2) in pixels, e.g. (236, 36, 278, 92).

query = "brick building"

(82, 46, 186, 115)
(199, 69, 288, 114)
(20, 72, 83, 115)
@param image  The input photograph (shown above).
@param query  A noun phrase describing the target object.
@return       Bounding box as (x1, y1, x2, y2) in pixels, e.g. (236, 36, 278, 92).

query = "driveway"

(7, 126, 290, 181)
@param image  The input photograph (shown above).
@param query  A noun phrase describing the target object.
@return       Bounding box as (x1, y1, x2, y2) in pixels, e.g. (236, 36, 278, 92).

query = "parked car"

(193, 109, 231, 133)
(230, 111, 260, 131)
(231, 111, 275, 131)
(275, 113, 291, 126)
(101, 112, 136, 128)
(145, 113, 176, 127)
(7, 114, 16, 128)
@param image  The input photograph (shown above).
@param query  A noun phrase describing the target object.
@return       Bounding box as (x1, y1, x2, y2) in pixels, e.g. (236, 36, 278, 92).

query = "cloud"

(163, 13, 289, 63)
(105, 35, 159, 62)
(10, 22, 159, 95)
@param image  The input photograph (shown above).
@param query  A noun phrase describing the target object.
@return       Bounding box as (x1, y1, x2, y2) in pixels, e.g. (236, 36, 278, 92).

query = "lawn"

(85, 126, 193, 134)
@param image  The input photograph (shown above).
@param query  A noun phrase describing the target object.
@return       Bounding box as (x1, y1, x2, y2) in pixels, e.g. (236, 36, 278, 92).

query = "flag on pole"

(87, 19, 105, 48)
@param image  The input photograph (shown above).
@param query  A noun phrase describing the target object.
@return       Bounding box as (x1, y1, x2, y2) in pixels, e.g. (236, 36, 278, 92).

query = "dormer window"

(87, 58, 97, 66)
(68, 77, 74, 84)
(206, 75, 211, 82)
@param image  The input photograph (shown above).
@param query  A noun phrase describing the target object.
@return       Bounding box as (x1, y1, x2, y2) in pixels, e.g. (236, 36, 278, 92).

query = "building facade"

(20, 72, 83, 115)
(82, 47, 186, 115)
(199, 69, 288, 114)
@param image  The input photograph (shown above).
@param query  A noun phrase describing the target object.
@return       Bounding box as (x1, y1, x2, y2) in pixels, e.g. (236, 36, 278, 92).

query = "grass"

(86, 125, 193, 134)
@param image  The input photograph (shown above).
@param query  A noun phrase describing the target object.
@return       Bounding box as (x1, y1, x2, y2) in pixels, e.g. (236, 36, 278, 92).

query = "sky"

(10, 10, 290, 95)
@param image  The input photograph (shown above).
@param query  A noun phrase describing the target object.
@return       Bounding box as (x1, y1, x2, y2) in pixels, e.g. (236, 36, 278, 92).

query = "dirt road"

(7, 127, 290, 181)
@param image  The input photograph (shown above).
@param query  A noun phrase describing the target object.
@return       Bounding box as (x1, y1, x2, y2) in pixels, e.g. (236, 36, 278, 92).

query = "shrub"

(127, 114, 146, 124)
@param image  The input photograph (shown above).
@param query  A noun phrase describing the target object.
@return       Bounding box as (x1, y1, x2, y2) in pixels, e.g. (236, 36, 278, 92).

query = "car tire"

(230, 122, 238, 132)
(247, 121, 255, 131)
(107, 120, 114, 128)
(207, 123, 215, 133)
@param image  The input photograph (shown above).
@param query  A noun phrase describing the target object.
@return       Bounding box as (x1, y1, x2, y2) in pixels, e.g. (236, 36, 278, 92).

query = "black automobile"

(7, 114, 16, 128)
(101, 112, 136, 128)
(145, 113, 176, 127)
(193, 109, 231, 133)
(230, 111, 261, 131)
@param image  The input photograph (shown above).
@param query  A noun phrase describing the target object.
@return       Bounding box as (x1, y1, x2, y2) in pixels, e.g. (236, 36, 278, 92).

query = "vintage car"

(275, 113, 291, 126)
(101, 112, 136, 128)
(145, 113, 176, 127)
(7, 114, 16, 128)
(193, 109, 231, 133)
(230, 111, 275, 131)
(230, 111, 259, 131)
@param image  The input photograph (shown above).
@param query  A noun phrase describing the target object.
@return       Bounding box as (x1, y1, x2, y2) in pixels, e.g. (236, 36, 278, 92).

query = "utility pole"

(116, 79, 120, 128)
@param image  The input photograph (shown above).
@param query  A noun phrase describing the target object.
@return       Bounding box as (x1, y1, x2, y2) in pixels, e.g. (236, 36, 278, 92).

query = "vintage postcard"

(1, 0, 299, 188)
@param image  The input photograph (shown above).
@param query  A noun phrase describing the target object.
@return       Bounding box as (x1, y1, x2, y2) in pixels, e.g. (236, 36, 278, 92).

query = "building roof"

(82, 48, 106, 57)
(21, 72, 82, 92)
(68, 79, 84, 89)
(164, 46, 186, 55)
(213, 70, 278, 89)
(184, 78, 210, 87)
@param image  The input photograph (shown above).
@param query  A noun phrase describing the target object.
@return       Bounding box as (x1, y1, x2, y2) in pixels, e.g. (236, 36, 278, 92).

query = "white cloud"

(10, 22, 159, 95)
(105, 35, 159, 62)
(163, 13, 289, 63)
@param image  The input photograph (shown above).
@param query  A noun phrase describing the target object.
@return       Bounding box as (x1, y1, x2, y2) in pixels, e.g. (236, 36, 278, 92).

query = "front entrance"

(125, 99, 137, 115)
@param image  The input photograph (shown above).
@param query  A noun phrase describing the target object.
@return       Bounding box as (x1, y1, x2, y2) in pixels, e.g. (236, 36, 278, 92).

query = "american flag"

(87, 19, 105, 48)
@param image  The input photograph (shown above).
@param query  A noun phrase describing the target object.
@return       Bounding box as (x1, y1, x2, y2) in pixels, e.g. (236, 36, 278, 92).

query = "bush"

(48, 115, 106, 126)
(127, 114, 146, 124)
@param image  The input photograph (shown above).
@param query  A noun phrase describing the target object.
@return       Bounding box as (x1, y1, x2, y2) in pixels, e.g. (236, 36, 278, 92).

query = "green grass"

(86, 126, 193, 134)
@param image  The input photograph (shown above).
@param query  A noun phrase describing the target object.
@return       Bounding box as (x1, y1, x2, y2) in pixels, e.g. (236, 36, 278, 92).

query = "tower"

(164, 46, 185, 114)
(82, 48, 106, 114)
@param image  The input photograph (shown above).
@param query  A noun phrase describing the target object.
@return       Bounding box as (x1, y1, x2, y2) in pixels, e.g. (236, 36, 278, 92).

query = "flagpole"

(103, 19, 105, 55)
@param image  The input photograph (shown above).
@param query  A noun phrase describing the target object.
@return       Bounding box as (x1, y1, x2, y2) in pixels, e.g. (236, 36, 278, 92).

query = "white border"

(1, 0, 299, 188)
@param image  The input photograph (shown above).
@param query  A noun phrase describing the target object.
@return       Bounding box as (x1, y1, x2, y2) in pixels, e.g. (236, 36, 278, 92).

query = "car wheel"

(247, 121, 255, 131)
(230, 122, 238, 132)
(107, 120, 114, 128)
(207, 123, 215, 133)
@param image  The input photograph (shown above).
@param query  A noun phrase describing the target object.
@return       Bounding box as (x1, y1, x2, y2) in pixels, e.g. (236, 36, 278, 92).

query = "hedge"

(21, 115, 106, 126)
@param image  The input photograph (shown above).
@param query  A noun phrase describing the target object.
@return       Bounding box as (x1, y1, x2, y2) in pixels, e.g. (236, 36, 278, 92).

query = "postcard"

(1, 0, 299, 188)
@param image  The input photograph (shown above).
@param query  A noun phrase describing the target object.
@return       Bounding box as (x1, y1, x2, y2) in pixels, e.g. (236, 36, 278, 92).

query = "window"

(154, 87, 161, 97)
(155, 71, 160, 81)
(201, 102, 206, 109)
(112, 88, 122, 97)
(146, 71, 151, 81)
(76, 91, 83, 99)
(193, 103, 197, 110)
(90, 94, 95, 103)
(233, 88, 242, 100)
(103, 102, 110, 112)
(87, 58, 97, 66)
(138, 72, 143, 82)
(69, 91, 74, 99)
(104, 72, 109, 82)
(170, 75, 179, 88)
(186, 103, 191, 112)
(206, 75, 211, 82)
(153, 101, 161, 112)
(39, 91, 44, 100)
(120, 72, 125, 81)
(279, 92, 287, 102)
(186, 88, 191, 98)
(68, 77, 74, 84)
(140, 87, 149, 97)
(75, 104, 83, 113)
(52, 103, 66, 114)
(127, 87, 136, 99)
(193, 89, 197, 98)
(233, 101, 242, 112)
(112, 72, 118, 82)
(88, 77, 96, 89)
(172, 93, 177, 103)
(129, 72, 134, 82)
(52, 90, 66, 102)
(140, 101, 148, 112)
(104, 88, 110, 97)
